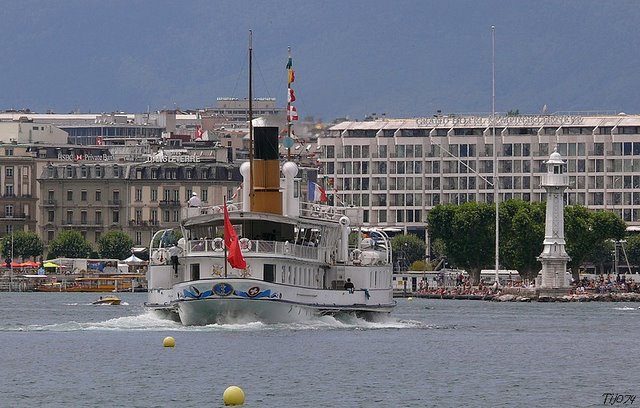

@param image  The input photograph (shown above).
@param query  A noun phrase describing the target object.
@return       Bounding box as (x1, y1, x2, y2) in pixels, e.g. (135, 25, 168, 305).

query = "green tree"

(584, 240, 614, 274)
(623, 235, 640, 273)
(391, 234, 425, 271)
(47, 230, 92, 259)
(565, 206, 626, 279)
(2, 231, 44, 260)
(499, 200, 546, 280)
(427, 202, 495, 283)
(97, 230, 134, 260)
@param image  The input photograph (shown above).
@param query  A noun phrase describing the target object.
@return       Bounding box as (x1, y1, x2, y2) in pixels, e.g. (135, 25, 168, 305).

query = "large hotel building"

(319, 113, 640, 240)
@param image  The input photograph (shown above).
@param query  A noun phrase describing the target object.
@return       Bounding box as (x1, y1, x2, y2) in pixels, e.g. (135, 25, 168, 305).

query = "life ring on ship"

(239, 238, 252, 251)
(311, 205, 321, 217)
(212, 237, 224, 251)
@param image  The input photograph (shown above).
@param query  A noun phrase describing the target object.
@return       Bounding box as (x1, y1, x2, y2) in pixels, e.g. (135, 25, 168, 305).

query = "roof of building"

(328, 113, 640, 131)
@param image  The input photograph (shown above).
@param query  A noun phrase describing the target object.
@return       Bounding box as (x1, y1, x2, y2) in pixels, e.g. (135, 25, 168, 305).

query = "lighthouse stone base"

(537, 257, 571, 289)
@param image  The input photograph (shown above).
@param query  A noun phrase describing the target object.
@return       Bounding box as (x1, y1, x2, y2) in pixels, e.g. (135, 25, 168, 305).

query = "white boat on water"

(144, 156, 395, 324)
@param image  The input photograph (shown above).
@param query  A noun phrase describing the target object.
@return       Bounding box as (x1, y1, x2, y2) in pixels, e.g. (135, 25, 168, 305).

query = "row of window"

(53, 189, 117, 203)
(323, 156, 640, 176)
(341, 126, 640, 139)
(46, 208, 182, 225)
(326, 142, 640, 160)
(52, 188, 210, 203)
(64, 127, 162, 137)
(50, 164, 120, 179)
(332, 172, 640, 192)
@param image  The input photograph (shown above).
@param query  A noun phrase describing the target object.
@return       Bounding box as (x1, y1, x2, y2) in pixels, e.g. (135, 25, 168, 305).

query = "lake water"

(0, 292, 637, 407)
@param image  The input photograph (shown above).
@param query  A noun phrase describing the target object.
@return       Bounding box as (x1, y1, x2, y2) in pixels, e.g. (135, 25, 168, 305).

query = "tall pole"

(248, 30, 254, 212)
(287, 46, 292, 161)
(492, 25, 499, 286)
(9, 231, 13, 292)
(223, 195, 228, 278)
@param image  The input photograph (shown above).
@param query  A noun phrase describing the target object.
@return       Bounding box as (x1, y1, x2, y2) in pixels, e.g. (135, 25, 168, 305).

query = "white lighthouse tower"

(537, 147, 571, 289)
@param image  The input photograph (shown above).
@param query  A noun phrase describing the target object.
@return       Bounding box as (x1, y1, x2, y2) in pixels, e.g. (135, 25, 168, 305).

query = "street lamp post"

(9, 232, 13, 292)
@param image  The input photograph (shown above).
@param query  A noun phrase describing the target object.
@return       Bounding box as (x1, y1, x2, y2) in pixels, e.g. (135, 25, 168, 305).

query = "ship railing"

(185, 238, 320, 261)
(182, 202, 243, 219)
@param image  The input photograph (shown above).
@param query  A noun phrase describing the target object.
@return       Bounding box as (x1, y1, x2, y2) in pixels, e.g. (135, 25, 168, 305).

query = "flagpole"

(287, 46, 292, 161)
(492, 25, 499, 286)
(223, 195, 228, 278)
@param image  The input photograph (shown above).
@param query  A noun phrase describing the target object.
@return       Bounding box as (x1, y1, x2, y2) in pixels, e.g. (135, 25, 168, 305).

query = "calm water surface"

(0, 292, 637, 407)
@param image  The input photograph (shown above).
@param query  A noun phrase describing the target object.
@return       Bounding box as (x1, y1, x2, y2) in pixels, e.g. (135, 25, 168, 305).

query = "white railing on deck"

(186, 238, 319, 261)
(182, 201, 347, 222)
(182, 202, 243, 219)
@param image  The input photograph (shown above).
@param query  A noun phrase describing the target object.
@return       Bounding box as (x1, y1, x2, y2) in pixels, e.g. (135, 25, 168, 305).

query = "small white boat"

(92, 296, 121, 305)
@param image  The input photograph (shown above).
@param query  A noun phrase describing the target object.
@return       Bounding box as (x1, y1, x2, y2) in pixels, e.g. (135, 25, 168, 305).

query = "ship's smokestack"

(252, 126, 282, 214)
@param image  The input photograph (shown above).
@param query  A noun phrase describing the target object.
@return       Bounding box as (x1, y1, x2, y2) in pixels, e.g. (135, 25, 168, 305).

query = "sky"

(1, 0, 639, 121)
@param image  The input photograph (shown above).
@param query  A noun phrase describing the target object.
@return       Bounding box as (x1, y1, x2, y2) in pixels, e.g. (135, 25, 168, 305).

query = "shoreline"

(395, 290, 640, 302)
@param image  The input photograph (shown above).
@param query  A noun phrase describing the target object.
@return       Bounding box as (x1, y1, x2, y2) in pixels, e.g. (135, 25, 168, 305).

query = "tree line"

(424, 200, 628, 283)
(388, 200, 633, 283)
(1, 230, 134, 264)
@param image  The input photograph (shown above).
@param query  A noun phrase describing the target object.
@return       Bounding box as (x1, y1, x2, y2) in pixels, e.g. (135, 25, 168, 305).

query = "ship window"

(190, 264, 200, 280)
(264, 264, 275, 283)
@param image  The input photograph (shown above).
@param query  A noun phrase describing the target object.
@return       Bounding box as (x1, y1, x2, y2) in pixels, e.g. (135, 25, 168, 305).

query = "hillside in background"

(0, 0, 638, 121)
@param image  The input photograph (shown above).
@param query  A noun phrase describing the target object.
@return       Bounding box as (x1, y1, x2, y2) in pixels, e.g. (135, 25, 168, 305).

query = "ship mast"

(248, 30, 255, 211)
(287, 46, 292, 160)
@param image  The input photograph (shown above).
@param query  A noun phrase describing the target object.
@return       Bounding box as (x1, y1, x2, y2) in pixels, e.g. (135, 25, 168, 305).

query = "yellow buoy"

(163, 336, 176, 348)
(407, 297, 413, 301)
(223, 385, 245, 406)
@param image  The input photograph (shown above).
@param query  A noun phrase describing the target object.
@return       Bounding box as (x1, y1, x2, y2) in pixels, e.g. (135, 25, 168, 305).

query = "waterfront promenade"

(395, 273, 640, 302)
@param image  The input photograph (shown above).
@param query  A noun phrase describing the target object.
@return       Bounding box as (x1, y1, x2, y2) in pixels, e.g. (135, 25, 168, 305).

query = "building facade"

(319, 113, 640, 240)
(0, 143, 38, 236)
(37, 152, 241, 252)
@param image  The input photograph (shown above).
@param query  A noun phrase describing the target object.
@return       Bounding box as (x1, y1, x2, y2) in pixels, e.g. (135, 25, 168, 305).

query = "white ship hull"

(149, 278, 395, 325)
